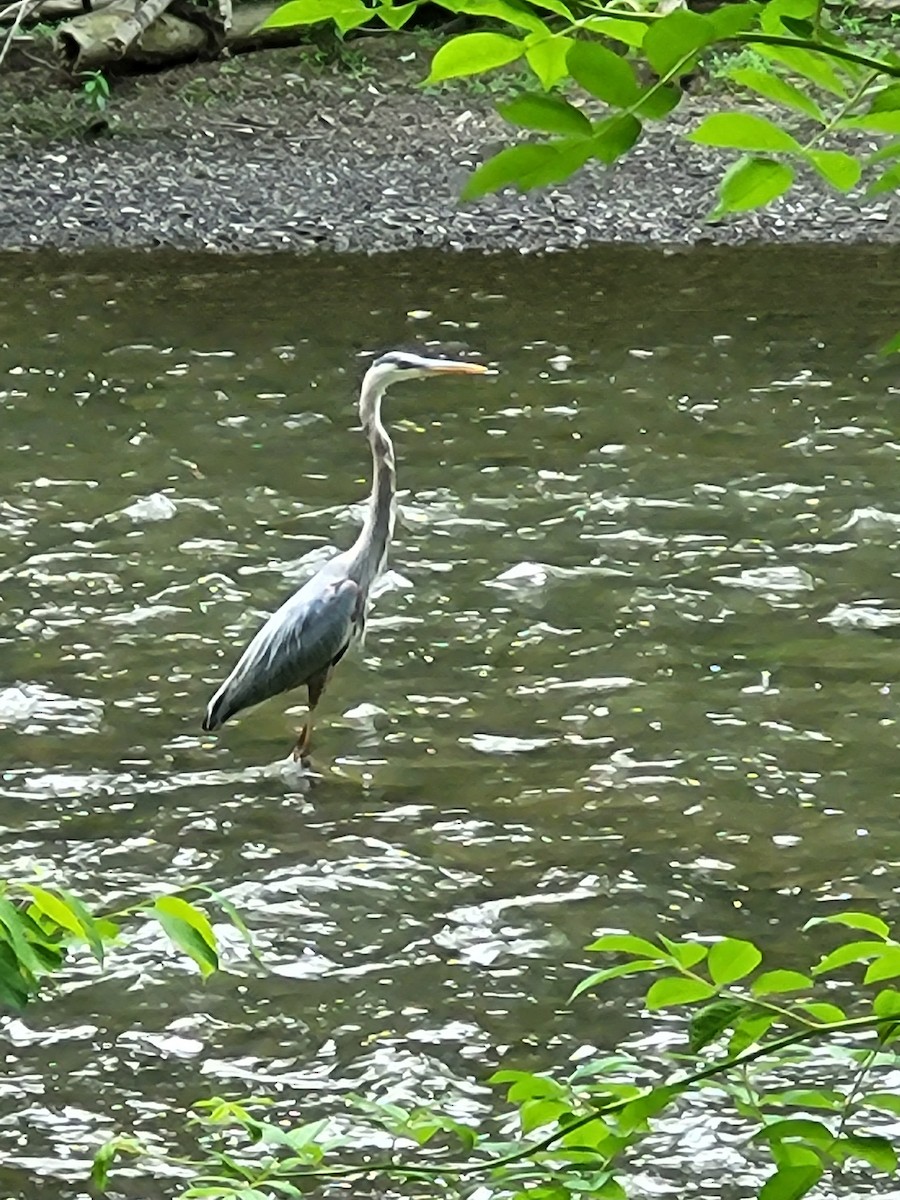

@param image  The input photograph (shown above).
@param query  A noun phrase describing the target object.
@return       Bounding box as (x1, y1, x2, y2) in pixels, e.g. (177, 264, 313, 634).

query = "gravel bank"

(0, 40, 897, 253)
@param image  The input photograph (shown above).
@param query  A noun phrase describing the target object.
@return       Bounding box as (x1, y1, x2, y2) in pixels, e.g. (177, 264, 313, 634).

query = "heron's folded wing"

(260, 577, 362, 692)
(203, 577, 362, 729)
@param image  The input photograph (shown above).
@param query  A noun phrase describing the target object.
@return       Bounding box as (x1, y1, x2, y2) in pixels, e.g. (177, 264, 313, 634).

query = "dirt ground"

(0, 34, 897, 253)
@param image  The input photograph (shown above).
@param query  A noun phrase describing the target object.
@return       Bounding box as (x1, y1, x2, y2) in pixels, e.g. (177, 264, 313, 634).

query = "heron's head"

(366, 350, 494, 391)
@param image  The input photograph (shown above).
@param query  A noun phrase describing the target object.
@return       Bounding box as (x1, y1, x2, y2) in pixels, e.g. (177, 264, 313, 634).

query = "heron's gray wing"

(203, 576, 362, 730)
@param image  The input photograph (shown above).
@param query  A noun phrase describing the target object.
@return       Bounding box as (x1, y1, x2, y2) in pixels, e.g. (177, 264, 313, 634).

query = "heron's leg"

(291, 667, 332, 762)
(292, 716, 314, 762)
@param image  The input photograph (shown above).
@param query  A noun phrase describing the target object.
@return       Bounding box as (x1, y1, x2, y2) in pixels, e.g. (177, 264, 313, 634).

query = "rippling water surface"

(1, 246, 899, 1198)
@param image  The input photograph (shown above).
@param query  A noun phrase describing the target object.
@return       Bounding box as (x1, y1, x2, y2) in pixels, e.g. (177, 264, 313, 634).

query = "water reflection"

(0, 245, 898, 1196)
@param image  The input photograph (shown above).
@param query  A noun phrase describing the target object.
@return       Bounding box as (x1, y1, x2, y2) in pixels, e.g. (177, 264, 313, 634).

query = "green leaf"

(526, 0, 573, 15)
(511, 1080, 566, 1104)
(872, 83, 900, 113)
(832, 1134, 897, 1172)
(771, 1143, 823, 1171)
(707, 1, 762, 37)
(262, 1118, 328, 1151)
(568, 1054, 640, 1082)
(91, 1142, 115, 1190)
(497, 1072, 567, 1103)
(768, 1090, 843, 1111)
(616, 1085, 680, 1134)
(842, 112, 900, 135)
(580, 16, 646, 47)
(645, 976, 716, 1010)
(751, 970, 812, 995)
(586, 934, 667, 959)
(708, 938, 762, 985)
(729, 1011, 776, 1054)
(780, 15, 813, 36)
(596, 1182, 626, 1200)
(194, 886, 259, 962)
(804, 149, 861, 192)
(519, 1098, 569, 1133)
(727, 66, 824, 120)
(759, 1163, 823, 1200)
(690, 1001, 745, 1051)
(405, 1111, 475, 1149)
(499, 93, 591, 137)
(153, 897, 219, 977)
(760, 0, 817, 34)
(812, 940, 889, 976)
(865, 947, 900, 984)
(591, 114, 642, 163)
(447, 0, 546, 33)
(519, 136, 594, 187)
(874, 988, 900, 1016)
(868, 163, 900, 197)
(758, 1118, 835, 1148)
(525, 33, 573, 90)
(0, 944, 33, 1008)
(634, 85, 681, 120)
(711, 156, 795, 217)
(0, 905, 64, 976)
(861, 1092, 900, 1116)
(24, 886, 86, 940)
(260, 0, 366, 26)
(566, 42, 640, 108)
(376, 3, 416, 29)
(796, 1000, 846, 1023)
(91, 1136, 143, 1189)
(334, 8, 370, 30)
(689, 112, 801, 153)
(58, 889, 106, 965)
(879, 329, 900, 357)
(584, 1081, 642, 1103)
(0, 898, 46, 979)
(642, 10, 714, 78)
(561, 1118, 612, 1150)
(570, 959, 664, 1000)
(755, 45, 848, 98)
(658, 936, 708, 969)
(156, 896, 217, 953)
(866, 139, 900, 166)
(425, 32, 524, 83)
(804, 912, 890, 938)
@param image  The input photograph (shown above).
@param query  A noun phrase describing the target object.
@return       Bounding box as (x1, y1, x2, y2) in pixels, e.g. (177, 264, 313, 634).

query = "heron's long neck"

(353, 377, 396, 587)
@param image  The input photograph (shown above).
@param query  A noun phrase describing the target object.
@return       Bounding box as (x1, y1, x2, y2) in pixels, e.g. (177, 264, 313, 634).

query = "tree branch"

(197, 1012, 900, 1186)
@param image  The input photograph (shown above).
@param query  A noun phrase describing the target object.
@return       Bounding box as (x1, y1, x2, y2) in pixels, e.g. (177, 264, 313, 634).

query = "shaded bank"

(0, 39, 897, 253)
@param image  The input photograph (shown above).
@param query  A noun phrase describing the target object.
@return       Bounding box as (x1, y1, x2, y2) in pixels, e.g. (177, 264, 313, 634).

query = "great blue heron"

(202, 350, 493, 761)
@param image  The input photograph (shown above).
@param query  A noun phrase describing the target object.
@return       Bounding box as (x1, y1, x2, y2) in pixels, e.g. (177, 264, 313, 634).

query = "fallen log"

(55, 0, 199, 70)
(53, 0, 234, 70)
(52, 0, 325, 72)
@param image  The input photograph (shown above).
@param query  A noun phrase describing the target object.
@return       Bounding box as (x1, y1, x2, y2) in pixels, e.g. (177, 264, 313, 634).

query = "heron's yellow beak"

(431, 361, 495, 375)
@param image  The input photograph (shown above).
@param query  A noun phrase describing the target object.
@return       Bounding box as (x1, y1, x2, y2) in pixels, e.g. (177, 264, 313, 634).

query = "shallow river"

(1, 245, 899, 1199)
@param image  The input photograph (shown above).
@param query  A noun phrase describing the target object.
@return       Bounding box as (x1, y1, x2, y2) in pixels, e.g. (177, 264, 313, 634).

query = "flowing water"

(0, 245, 899, 1199)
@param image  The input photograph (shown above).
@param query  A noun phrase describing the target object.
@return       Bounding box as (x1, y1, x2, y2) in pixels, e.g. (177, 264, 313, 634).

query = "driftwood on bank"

(52, 0, 237, 71)
(52, 0, 321, 72)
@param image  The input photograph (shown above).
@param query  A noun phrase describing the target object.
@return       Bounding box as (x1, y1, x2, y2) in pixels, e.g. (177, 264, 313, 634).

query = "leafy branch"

(580, 4, 900, 79)
(93, 909, 900, 1200)
(0, 879, 254, 1008)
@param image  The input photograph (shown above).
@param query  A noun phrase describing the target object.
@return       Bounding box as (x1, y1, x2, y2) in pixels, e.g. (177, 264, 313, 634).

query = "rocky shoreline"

(0, 39, 897, 254)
